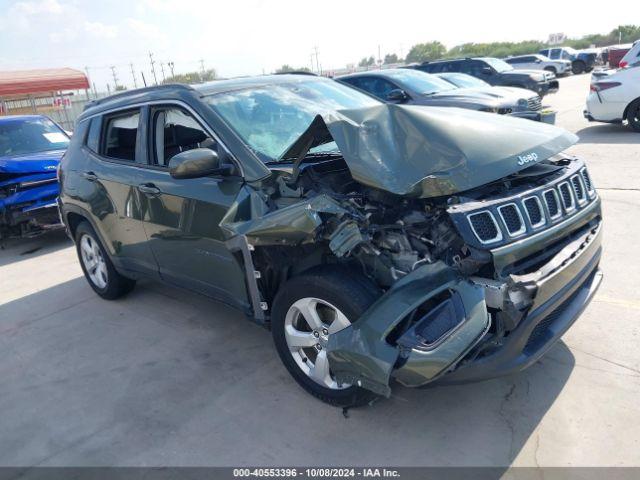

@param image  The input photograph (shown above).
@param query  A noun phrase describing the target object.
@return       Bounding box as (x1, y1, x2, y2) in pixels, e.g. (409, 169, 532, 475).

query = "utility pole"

(313, 46, 320, 74)
(160, 62, 166, 82)
(85, 66, 97, 97)
(149, 51, 158, 85)
(199, 59, 206, 78)
(168, 61, 175, 78)
(141, 71, 147, 87)
(310, 53, 315, 73)
(110, 66, 119, 90)
(129, 63, 138, 89)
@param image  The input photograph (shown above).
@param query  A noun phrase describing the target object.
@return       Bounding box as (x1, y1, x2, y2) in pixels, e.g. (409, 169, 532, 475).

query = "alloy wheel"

(283, 297, 352, 390)
(79, 233, 108, 289)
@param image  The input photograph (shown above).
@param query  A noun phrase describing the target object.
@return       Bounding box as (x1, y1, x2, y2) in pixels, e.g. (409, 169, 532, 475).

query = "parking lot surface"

(1, 73, 639, 467)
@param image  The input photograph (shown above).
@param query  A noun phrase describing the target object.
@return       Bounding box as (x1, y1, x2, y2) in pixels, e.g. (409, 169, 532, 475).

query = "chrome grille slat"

(543, 189, 561, 219)
(498, 203, 526, 236)
(527, 96, 542, 111)
(571, 174, 587, 205)
(558, 182, 576, 212)
(523, 196, 546, 228)
(580, 167, 595, 196)
(468, 211, 502, 244)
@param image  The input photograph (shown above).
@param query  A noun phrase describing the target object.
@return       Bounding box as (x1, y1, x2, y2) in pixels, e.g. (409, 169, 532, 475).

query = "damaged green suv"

(59, 75, 603, 406)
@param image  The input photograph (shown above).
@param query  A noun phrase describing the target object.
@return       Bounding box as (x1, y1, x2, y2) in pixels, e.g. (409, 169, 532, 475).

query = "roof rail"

(83, 83, 195, 110)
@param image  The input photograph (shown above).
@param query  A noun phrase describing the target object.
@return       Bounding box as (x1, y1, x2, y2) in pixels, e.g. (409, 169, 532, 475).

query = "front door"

(138, 105, 249, 308)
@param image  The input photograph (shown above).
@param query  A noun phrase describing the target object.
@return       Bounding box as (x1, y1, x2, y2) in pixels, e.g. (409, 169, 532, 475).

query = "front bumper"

(328, 200, 603, 397)
(436, 223, 602, 384)
(0, 180, 61, 235)
(510, 109, 556, 124)
(536, 80, 559, 96)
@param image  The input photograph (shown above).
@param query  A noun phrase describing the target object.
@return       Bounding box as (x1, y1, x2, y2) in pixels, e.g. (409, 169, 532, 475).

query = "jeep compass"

(59, 75, 603, 406)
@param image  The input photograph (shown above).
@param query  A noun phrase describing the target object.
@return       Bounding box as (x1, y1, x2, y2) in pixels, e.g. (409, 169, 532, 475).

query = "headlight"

(479, 106, 498, 113)
(517, 98, 529, 111)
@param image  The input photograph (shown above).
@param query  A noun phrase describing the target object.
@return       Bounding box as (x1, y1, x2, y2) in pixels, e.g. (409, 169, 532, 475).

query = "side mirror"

(386, 89, 409, 103)
(481, 67, 493, 75)
(169, 148, 223, 179)
(535, 59, 542, 63)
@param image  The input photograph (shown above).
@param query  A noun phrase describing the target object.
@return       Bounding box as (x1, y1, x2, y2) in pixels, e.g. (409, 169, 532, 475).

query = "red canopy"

(0, 68, 89, 96)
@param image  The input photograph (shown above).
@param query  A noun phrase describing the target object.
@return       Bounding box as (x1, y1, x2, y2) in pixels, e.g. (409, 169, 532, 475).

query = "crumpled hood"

(0, 149, 63, 174)
(284, 104, 577, 198)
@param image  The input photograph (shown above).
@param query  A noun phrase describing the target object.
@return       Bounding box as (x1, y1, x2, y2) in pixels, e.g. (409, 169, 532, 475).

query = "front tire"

(271, 266, 381, 407)
(75, 221, 136, 300)
(626, 99, 640, 132)
(544, 66, 557, 75)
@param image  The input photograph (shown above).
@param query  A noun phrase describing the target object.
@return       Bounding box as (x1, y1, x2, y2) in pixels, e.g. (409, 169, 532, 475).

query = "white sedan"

(505, 54, 572, 76)
(584, 66, 640, 131)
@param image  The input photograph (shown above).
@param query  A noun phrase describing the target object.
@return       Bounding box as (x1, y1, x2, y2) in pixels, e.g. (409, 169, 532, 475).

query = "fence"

(0, 91, 107, 131)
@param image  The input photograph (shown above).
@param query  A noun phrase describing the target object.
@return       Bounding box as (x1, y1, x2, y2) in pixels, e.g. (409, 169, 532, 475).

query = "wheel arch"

(623, 96, 640, 121)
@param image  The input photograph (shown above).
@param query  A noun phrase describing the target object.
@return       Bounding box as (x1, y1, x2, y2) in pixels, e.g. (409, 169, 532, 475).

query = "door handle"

(81, 171, 98, 182)
(138, 183, 161, 196)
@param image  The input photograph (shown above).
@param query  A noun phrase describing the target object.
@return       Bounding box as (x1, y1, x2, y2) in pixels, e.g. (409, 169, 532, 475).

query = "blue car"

(0, 115, 70, 239)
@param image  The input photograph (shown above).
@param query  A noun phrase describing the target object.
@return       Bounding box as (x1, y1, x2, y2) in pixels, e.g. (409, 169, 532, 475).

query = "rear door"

(82, 109, 158, 277)
(137, 103, 249, 307)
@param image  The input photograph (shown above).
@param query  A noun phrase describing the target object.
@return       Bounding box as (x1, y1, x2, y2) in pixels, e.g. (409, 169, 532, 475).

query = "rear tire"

(626, 99, 640, 132)
(75, 221, 136, 300)
(572, 61, 585, 75)
(271, 266, 381, 407)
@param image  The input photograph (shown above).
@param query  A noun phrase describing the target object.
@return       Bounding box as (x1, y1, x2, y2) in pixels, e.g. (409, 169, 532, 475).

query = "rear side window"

(102, 110, 140, 161)
(85, 117, 101, 153)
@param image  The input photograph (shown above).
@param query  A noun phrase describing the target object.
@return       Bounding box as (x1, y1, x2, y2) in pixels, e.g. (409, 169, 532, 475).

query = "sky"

(0, 0, 637, 92)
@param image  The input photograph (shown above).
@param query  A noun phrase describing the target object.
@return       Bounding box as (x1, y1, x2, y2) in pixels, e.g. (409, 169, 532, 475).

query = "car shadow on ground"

(0, 229, 71, 267)
(0, 276, 575, 467)
(576, 124, 640, 144)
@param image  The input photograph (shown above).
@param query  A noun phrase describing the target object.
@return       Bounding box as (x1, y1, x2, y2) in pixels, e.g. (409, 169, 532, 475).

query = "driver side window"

(151, 107, 218, 167)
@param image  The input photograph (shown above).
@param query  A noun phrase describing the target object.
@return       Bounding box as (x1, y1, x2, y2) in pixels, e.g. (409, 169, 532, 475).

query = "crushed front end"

(0, 171, 61, 239)
(326, 157, 602, 396)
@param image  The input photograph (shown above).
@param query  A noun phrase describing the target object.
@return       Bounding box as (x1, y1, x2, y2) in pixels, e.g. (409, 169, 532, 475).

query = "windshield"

(483, 58, 514, 73)
(437, 73, 489, 89)
(0, 117, 69, 157)
(207, 79, 379, 160)
(385, 69, 456, 94)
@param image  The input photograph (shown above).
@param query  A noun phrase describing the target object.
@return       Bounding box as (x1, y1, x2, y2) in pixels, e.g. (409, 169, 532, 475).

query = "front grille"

(498, 203, 525, 236)
(581, 168, 594, 194)
(571, 175, 586, 204)
(523, 196, 545, 227)
(543, 189, 560, 218)
(558, 182, 575, 211)
(527, 96, 542, 111)
(468, 211, 501, 243)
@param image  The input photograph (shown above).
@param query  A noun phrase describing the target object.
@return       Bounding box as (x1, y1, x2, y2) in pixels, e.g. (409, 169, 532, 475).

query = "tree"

(383, 53, 399, 64)
(275, 65, 311, 73)
(405, 42, 446, 63)
(163, 68, 217, 85)
(358, 56, 376, 67)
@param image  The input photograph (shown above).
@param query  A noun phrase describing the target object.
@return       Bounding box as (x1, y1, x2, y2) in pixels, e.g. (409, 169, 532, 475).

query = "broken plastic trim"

(326, 262, 491, 396)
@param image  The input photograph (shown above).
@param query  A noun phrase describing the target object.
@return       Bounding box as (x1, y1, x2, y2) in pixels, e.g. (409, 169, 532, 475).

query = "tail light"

(591, 81, 622, 92)
(619, 61, 628, 68)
